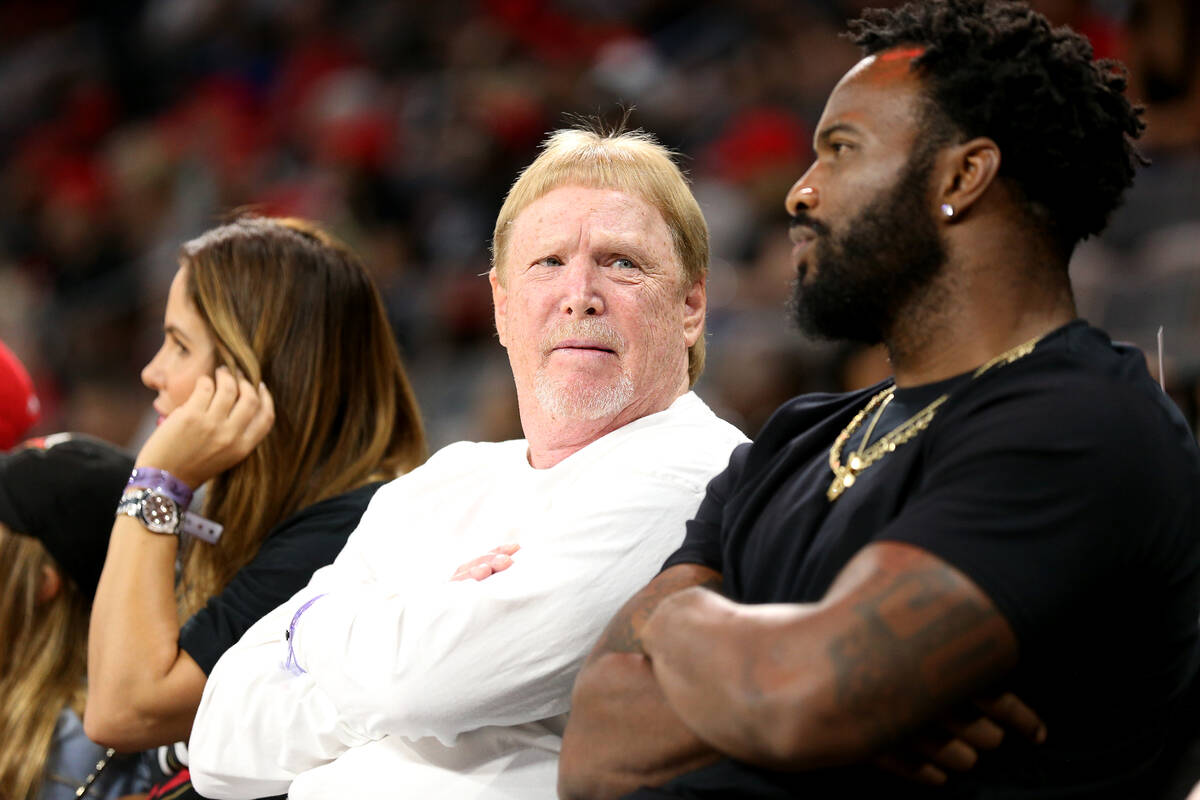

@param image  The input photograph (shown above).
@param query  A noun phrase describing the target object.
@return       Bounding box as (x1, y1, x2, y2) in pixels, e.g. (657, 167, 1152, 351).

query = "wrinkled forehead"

(510, 185, 670, 248)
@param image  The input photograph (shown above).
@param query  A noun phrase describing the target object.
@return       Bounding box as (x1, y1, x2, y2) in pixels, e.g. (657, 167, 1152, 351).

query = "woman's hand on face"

(135, 366, 276, 489)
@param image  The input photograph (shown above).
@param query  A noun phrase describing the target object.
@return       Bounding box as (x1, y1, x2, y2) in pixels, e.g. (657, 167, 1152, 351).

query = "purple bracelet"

(284, 593, 328, 675)
(127, 467, 193, 508)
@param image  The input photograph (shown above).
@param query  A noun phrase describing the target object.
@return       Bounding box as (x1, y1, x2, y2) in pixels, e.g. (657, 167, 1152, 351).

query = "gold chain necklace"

(827, 333, 1043, 501)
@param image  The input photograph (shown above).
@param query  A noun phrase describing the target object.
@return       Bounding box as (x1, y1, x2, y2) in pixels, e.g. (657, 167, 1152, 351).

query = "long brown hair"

(0, 525, 89, 800)
(176, 216, 426, 617)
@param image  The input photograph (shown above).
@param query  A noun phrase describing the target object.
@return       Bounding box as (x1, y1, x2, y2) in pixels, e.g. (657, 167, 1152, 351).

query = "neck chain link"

(827, 333, 1043, 501)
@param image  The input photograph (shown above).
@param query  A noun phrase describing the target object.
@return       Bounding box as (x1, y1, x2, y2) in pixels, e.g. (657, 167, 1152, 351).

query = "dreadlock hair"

(848, 0, 1146, 258)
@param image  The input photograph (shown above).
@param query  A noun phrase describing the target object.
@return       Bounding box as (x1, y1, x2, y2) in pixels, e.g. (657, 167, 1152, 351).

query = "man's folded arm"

(559, 563, 725, 800)
(299, 495, 708, 744)
(640, 540, 1020, 770)
(188, 591, 372, 799)
(192, 471, 716, 799)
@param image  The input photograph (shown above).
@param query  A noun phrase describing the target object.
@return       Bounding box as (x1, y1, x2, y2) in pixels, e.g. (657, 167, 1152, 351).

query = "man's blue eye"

(614, 257, 636, 269)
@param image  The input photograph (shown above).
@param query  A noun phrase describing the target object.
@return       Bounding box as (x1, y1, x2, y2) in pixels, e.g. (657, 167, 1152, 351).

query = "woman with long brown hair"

(83, 217, 425, 771)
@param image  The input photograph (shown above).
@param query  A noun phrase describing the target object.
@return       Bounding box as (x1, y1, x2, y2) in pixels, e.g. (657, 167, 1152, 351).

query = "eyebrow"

(815, 122, 860, 149)
(164, 324, 192, 346)
(602, 238, 655, 258)
(531, 237, 657, 262)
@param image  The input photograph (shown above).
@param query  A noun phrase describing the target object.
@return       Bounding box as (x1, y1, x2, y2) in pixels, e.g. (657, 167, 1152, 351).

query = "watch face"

(141, 491, 181, 534)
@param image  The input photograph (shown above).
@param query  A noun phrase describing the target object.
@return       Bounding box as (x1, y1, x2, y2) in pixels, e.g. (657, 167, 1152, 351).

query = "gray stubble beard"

(534, 368, 634, 420)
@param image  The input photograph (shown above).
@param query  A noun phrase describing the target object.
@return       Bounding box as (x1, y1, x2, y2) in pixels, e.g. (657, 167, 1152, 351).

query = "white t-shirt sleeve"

(189, 594, 372, 798)
(189, 398, 745, 797)
(188, 485, 409, 798)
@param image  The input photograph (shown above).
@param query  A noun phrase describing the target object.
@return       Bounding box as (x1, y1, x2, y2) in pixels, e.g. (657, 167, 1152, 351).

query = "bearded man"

(560, 1, 1200, 798)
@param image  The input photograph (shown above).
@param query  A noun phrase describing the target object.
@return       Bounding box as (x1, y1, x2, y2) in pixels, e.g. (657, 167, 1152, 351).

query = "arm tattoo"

(827, 564, 1010, 743)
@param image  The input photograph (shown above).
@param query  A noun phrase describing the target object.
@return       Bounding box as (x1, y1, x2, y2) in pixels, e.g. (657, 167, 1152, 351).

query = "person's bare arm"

(85, 513, 208, 750)
(640, 540, 1020, 770)
(86, 368, 273, 750)
(559, 563, 723, 800)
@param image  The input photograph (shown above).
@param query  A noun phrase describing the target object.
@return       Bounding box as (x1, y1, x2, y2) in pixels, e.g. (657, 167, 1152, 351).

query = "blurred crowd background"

(0, 0, 1196, 452)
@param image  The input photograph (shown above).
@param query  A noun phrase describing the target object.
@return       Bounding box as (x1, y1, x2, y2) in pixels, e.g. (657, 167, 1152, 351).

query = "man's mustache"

(789, 214, 830, 238)
(541, 317, 625, 355)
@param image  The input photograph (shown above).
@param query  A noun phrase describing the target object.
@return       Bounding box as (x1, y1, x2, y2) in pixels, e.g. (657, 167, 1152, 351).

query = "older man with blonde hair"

(186, 125, 747, 799)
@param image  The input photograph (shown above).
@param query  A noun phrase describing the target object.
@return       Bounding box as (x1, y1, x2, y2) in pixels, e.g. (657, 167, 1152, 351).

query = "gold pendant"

(827, 469, 856, 501)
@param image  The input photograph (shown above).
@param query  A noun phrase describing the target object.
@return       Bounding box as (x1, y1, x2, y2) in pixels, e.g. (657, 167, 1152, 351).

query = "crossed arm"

(189, 457, 723, 798)
(560, 541, 1037, 799)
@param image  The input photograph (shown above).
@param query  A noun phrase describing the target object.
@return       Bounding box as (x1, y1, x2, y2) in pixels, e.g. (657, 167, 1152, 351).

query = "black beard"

(788, 146, 947, 345)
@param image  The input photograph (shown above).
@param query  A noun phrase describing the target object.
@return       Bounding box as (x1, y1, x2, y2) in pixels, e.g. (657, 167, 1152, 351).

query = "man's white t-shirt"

(189, 392, 747, 799)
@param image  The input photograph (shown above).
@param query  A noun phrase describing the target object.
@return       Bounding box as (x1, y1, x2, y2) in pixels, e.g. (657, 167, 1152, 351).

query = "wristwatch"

(116, 488, 182, 535)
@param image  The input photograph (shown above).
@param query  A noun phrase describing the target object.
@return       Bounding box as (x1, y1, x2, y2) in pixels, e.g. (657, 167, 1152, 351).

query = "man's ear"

(37, 563, 62, 605)
(682, 275, 707, 348)
(935, 137, 1001, 221)
(489, 267, 508, 347)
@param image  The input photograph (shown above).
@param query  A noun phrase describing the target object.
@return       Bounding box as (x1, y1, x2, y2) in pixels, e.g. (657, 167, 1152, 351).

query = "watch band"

(127, 467, 194, 508)
(182, 511, 223, 544)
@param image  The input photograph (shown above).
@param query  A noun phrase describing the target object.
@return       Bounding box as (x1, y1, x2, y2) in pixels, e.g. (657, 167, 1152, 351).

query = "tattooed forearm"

(827, 559, 1015, 746)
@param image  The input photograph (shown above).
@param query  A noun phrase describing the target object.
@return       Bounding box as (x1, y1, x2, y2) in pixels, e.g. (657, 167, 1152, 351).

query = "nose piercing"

(798, 187, 816, 198)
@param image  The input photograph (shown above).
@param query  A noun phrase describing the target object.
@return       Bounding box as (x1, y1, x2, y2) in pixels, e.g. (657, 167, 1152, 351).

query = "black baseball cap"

(0, 433, 133, 601)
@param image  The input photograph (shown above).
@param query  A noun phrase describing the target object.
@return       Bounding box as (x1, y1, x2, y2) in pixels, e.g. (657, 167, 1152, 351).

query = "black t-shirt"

(179, 481, 383, 674)
(643, 321, 1200, 799)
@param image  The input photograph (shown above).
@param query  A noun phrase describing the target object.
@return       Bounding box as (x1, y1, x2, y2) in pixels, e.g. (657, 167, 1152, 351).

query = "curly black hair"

(848, 0, 1146, 254)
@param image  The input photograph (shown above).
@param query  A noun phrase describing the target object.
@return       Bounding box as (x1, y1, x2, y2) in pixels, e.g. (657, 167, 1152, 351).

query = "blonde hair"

(491, 127, 710, 385)
(176, 216, 427, 617)
(0, 525, 89, 800)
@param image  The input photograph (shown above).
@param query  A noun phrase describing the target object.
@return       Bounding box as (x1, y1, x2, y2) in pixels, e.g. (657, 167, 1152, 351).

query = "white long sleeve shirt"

(189, 392, 747, 799)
